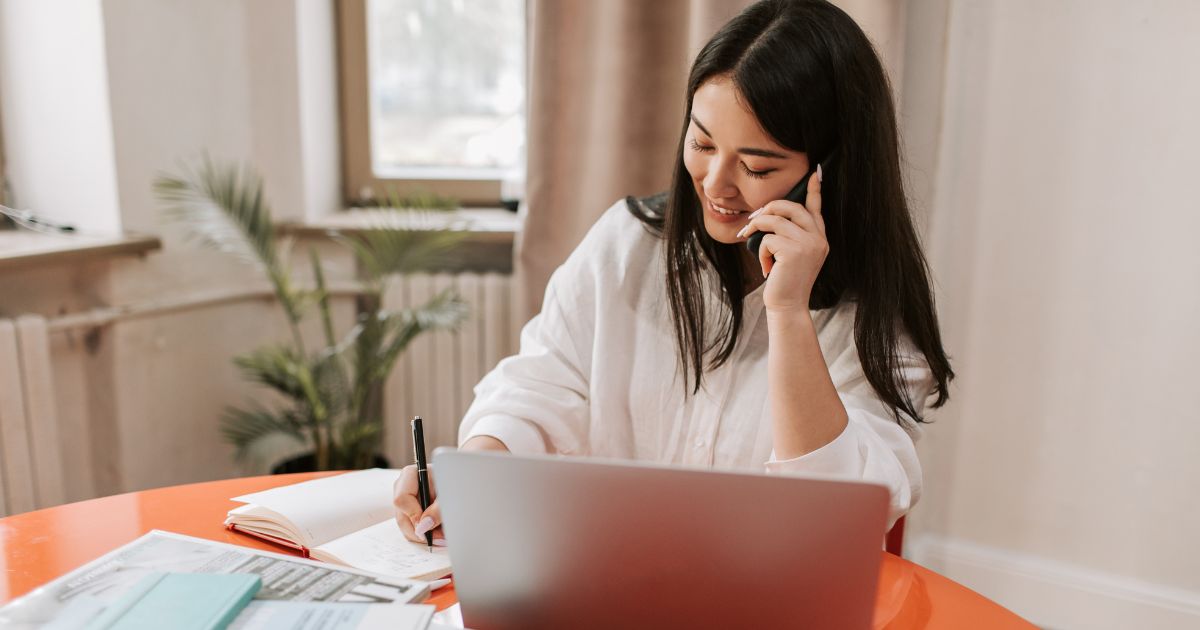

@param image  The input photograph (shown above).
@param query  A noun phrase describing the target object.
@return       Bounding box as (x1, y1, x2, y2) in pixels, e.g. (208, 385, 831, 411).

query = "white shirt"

(460, 199, 935, 527)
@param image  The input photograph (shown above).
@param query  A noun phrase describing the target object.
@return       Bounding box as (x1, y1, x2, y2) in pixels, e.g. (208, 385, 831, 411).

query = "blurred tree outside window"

(342, 0, 526, 206)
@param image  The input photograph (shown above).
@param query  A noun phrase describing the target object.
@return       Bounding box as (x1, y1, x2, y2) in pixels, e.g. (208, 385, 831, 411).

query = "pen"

(411, 416, 434, 552)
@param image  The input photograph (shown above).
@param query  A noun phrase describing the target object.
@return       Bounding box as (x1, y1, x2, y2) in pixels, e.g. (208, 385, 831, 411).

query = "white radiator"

(0, 315, 66, 516)
(383, 273, 517, 466)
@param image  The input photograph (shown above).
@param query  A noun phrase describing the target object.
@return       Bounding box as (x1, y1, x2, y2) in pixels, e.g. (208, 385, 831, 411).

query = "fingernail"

(748, 207, 764, 219)
(817, 163, 823, 182)
(414, 516, 435, 537)
(432, 537, 448, 547)
(736, 225, 750, 239)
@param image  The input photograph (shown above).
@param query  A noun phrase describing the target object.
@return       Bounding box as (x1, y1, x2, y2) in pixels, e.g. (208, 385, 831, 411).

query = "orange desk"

(0, 474, 1032, 628)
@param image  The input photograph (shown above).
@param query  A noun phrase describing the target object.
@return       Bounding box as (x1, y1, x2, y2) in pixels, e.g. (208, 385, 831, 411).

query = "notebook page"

(231, 469, 401, 547)
(313, 520, 452, 581)
(224, 505, 304, 540)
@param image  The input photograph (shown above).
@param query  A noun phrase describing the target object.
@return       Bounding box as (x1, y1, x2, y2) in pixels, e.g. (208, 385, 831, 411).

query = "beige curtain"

(516, 0, 909, 324)
(0, 92, 6, 207)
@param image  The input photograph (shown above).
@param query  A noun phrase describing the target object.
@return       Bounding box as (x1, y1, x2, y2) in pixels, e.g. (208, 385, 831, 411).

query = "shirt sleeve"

(456, 202, 626, 455)
(457, 276, 593, 455)
(763, 339, 934, 530)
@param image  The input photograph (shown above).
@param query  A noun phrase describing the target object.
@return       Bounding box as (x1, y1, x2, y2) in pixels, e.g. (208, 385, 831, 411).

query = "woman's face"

(683, 76, 810, 244)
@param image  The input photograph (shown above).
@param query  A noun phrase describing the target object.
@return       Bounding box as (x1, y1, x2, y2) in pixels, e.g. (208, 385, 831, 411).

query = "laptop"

(432, 449, 890, 629)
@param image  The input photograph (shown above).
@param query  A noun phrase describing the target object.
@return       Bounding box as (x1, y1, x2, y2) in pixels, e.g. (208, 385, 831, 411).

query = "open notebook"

(224, 468, 451, 582)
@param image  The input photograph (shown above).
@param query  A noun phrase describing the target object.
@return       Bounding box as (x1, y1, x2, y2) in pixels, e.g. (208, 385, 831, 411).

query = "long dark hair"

(631, 0, 953, 424)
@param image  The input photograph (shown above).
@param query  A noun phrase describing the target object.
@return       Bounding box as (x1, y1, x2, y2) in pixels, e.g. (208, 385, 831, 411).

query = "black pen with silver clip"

(411, 416, 434, 552)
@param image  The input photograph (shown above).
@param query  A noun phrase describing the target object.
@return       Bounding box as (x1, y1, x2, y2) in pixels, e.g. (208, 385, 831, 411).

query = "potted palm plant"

(154, 157, 468, 471)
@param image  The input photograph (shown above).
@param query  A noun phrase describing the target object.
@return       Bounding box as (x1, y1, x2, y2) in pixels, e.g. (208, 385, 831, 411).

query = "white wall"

(101, 0, 340, 237)
(0, 0, 340, 238)
(905, 1, 1200, 627)
(0, 0, 122, 234)
(295, 0, 343, 223)
(101, 0, 256, 235)
(242, 0, 341, 224)
(0, 0, 350, 497)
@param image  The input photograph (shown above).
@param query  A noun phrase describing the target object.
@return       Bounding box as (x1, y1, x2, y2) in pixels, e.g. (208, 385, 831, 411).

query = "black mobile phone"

(745, 169, 814, 257)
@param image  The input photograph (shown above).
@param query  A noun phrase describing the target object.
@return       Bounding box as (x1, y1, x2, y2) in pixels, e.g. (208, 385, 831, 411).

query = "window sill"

(278, 207, 519, 273)
(280, 207, 519, 241)
(0, 230, 162, 272)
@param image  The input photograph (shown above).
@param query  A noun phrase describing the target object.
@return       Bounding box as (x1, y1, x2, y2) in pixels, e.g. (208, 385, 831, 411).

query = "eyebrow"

(690, 114, 790, 160)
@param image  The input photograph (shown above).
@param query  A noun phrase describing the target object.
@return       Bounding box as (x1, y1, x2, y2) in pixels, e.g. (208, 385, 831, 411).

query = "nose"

(702, 158, 739, 201)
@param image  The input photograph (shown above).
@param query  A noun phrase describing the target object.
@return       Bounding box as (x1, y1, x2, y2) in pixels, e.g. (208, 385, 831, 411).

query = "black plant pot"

(271, 453, 392, 474)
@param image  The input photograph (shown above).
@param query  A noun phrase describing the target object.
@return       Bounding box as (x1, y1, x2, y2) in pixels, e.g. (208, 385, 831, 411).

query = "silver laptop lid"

(433, 450, 890, 630)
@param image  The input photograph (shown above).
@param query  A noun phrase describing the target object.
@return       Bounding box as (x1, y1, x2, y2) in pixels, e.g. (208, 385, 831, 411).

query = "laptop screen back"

(434, 450, 889, 629)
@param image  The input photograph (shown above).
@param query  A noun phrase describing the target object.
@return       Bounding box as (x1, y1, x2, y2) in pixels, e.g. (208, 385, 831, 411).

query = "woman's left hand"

(736, 165, 827, 313)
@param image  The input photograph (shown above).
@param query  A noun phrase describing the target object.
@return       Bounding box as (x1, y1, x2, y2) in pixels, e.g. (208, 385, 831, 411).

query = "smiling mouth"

(708, 200, 749, 216)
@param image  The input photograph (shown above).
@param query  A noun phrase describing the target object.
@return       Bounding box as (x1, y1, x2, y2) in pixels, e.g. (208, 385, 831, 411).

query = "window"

(338, 0, 526, 207)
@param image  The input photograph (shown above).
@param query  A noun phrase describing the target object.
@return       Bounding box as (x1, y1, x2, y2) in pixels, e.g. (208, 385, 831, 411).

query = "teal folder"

(84, 572, 261, 630)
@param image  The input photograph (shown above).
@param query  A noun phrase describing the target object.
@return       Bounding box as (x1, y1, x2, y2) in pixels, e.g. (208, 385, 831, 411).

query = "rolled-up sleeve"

(462, 414, 549, 456)
(456, 203, 634, 456)
(458, 274, 594, 455)
(764, 345, 933, 529)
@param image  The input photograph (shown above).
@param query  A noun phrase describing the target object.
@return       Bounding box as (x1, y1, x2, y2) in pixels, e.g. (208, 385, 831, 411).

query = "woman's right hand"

(393, 435, 510, 545)
(393, 464, 446, 546)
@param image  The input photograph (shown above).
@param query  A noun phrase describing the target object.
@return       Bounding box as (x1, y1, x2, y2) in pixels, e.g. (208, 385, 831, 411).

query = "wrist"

(765, 307, 815, 329)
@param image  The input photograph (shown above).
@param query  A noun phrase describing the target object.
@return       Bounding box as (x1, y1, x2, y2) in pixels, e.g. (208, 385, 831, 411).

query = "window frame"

(336, 0, 512, 207)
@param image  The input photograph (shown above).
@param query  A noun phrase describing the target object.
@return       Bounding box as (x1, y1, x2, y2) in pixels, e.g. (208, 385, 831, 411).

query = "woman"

(394, 0, 953, 545)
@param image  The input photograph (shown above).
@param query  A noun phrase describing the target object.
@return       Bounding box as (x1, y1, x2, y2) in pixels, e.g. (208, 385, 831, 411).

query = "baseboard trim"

(906, 535, 1200, 629)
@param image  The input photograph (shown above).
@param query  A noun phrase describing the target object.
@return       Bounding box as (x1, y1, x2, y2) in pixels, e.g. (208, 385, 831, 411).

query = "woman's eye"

(740, 163, 773, 179)
(687, 137, 774, 179)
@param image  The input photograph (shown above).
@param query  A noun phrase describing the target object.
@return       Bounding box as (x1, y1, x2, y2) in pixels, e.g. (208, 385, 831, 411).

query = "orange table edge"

(0, 473, 1033, 629)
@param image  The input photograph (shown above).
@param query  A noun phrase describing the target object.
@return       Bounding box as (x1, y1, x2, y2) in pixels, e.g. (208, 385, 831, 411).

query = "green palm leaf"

(155, 156, 278, 272)
(335, 421, 384, 469)
(337, 224, 468, 281)
(220, 406, 308, 462)
(355, 289, 468, 385)
(233, 345, 309, 400)
(155, 156, 305, 328)
(156, 159, 473, 471)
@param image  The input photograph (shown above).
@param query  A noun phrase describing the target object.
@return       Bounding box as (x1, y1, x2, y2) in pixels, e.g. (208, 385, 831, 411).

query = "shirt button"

(694, 438, 706, 448)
